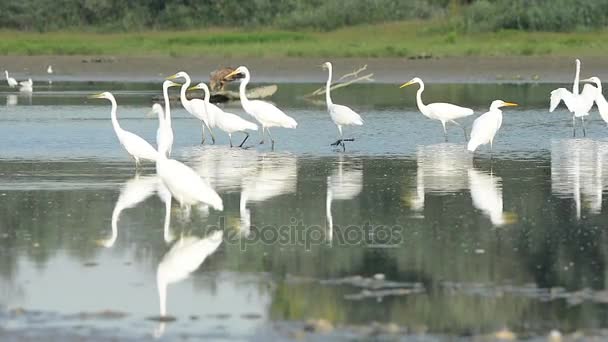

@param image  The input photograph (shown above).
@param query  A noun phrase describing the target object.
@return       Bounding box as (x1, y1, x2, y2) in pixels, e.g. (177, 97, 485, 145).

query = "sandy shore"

(1, 55, 606, 83)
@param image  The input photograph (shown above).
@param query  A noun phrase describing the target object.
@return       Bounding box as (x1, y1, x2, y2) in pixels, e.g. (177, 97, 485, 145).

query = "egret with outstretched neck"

(225, 66, 297, 149)
(550, 59, 597, 136)
(322, 62, 363, 150)
(167, 71, 216, 144)
(188, 82, 258, 147)
(89, 92, 159, 167)
(400, 77, 473, 141)
(5, 70, 17, 88)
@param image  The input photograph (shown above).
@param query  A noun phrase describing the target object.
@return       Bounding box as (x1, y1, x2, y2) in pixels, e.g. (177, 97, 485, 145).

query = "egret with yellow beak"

(467, 100, 518, 152)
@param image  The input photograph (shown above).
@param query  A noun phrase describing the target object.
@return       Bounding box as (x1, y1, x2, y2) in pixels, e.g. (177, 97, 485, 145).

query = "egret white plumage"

(467, 100, 518, 152)
(581, 76, 608, 126)
(225, 66, 297, 148)
(155, 112, 223, 211)
(322, 62, 363, 150)
(151, 80, 179, 157)
(89, 92, 159, 167)
(400, 77, 473, 141)
(47, 65, 53, 74)
(549, 59, 597, 136)
(19, 78, 32, 88)
(5, 70, 17, 88)
(188, 82, 257, 147)
(166, 71, 216, 144)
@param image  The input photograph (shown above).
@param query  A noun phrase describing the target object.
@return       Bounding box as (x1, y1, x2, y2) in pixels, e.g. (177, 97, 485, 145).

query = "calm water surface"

(1, 82, 608, 341)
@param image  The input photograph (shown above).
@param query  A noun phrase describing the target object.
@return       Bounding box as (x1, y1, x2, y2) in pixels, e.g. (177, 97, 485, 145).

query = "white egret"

(188, 82, 258, 147)
(157, 230, 223, 318)
(467, 100, 518, 152)
(225, 66, 297, 148)
(581, 77, 608, 126)
(550, 59, 597, 136)
(5, 70, 17, 88)
(90, 92, 159, 167)
(400, 77, 473, 141)
(155, 116, 223, 211)
(167, 71, 216, 144)
(19, 78, 33, 88)
(150, 80, 179, 157)
(322, 62, 363, 150)
(47, 65, 53, 74)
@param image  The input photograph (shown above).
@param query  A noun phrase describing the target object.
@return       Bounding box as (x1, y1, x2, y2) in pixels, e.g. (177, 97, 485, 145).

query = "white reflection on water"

(99, 175, 159, 248)
(6, 94, 17, 106)
(409, 143, 514, 226)
(155, 230, 223, 337)
(326, 155, 363, 242)
(551, 139, 608, 219)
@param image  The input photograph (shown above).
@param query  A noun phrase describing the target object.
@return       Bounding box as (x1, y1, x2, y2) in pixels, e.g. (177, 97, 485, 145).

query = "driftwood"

(305, 65, 374, 98)
(152, 85, 278, 104)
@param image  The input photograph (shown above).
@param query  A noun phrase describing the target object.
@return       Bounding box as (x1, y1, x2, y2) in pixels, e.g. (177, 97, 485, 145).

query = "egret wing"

(329, 104, 363, 126)
(119, 130, 159, 162)
(427, 102, 474, 120)
(250, 100, 297, 128)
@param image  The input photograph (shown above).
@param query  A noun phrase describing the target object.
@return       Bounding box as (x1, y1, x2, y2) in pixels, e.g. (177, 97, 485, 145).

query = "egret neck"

(179, 74, 192, 112)
(325, 64, 334, 107)
(573, 59, 581, 95)
(238, 70, 253, 114)
(162, 82, 172, 130)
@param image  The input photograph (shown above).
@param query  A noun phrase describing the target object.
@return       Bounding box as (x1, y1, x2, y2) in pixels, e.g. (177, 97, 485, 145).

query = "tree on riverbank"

(1, 0, 607, 32)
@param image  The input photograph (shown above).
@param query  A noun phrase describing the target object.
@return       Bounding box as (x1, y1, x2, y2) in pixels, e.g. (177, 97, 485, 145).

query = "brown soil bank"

(1, 55, 606, 84)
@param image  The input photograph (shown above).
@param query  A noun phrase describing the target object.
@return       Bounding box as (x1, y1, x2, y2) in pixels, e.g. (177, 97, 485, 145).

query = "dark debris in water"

(73, 310, 128, 320)
(146, 315, 177, 322)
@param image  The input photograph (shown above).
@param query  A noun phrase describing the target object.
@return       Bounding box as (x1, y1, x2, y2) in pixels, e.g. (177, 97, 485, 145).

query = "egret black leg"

(239, 132, 250, 148)
(267, 128, 275, 150)
(582, 116, 587, 137)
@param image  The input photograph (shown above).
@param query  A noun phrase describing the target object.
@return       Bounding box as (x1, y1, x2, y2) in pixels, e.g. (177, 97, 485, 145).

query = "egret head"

(321, 62, 332, 70)
(166, 71, 189, 81)
(187, 82, 210, 93)
(581, 76, 601, 85)
(399, 77, 423, 89)
(163, 80, 181, 88)
(225, 66, 248, 80)
(146, 103, 163, 118)
(490, 100, 518, 110)
(575, 58, 581, 66)
(88, 91, 113, 100)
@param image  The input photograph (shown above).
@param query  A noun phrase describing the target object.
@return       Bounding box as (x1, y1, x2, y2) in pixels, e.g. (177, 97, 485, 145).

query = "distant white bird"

(5, 70, 17, 88)
(467, 100, 518, 152)
(322, 62, 363, 150)
(581, 76, 608, 126)
(90, 92, 159, 167)
(550, 59, 597, 136)
(19, 78, 33, 93)
(167, 71, 216, 144)
(157, 230, 223, 318)
(400, 77, 473, 141)
(155, 116, 223, 211)
(225, 66, 297, 148)
(188, 82, 258, 147)
(47, 65, 53, 74)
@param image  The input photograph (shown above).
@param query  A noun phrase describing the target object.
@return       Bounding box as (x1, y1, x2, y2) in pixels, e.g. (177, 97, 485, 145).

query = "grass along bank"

(0, 21, 606, 58)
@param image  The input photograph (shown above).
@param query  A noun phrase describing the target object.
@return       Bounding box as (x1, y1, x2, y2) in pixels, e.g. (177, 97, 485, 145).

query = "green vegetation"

(2, 0, 608, 33)
(0, 21, 607, 58)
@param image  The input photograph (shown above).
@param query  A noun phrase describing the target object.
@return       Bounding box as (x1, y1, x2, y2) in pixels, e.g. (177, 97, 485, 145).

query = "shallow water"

(1, 82, 608, 341)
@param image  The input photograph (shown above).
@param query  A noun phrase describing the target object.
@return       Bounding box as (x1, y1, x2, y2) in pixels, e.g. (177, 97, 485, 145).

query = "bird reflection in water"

(154, 230, 223, 338)
(551, 139, 608, 219)
(98, 175, 175, 248)
(408, 143, 516, 226)
(326, 155, 363, 242)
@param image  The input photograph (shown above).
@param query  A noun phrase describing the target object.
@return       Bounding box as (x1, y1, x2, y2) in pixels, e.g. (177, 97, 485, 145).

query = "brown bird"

(209, 67, 241, 92)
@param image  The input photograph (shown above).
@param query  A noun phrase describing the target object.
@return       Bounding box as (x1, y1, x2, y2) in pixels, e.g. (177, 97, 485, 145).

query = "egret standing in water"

(467, 100, 518, 153)
(581, 77, 608, 126)
(400, 77, 473, 141)
(154, 109, 223, 211)
(322, 62, 363, 150)
(90, 92, 159, 167)
(549, 59, 597, 136)
(5, 70, 17, 88)
(167, 71, 216, 144)
(154, 80, 180, 156)
(225, 66, 297, 149)
(188, 82, 257, 147)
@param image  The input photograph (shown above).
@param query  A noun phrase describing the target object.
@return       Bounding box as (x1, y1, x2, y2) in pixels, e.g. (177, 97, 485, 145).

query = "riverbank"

(1, 55, 608, 84)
